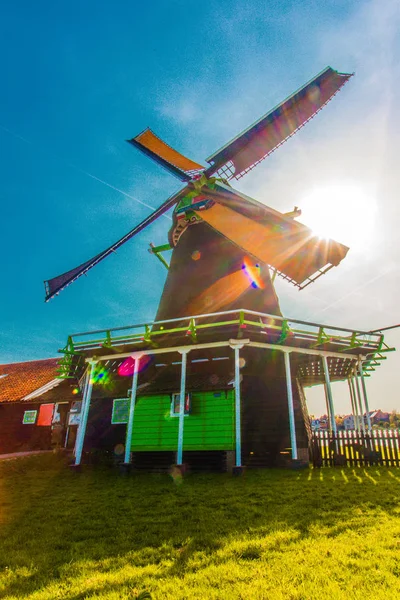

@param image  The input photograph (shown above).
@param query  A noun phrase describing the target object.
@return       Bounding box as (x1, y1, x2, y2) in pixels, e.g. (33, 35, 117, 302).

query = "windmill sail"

(205, 67, 353, 180)
(127, 129, 205, 181)
(44, 189, 184, 301)
(195, 185, 349, 288)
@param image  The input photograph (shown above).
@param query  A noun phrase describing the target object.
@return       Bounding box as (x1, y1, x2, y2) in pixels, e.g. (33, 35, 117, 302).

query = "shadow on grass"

(0, 454, 399, 598)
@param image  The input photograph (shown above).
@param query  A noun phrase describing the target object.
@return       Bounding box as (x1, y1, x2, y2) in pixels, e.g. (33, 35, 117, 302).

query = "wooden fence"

(311, 429, 400, 467)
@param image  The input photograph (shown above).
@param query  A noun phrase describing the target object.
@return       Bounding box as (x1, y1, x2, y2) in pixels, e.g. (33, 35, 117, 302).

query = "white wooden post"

(72, 370, 89, 456)
(177, 350, 189, 465)
(354, 371, 366, 434)
(348, 377, 358, 430)
(324, 383, 332, 431)
(321, 356, 337, 435)
(284, 351, 298, 460)
(228, 339, 249, 469)
(358, 362, 372, 431)
(75, 360, 97, 466)
(349, 376, 361, 431)
(234, 345, 242, 467)
(124, 355, 141, 464)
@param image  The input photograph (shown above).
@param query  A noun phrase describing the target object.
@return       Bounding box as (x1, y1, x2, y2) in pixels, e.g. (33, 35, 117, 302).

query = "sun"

(298, 183, 377, 250)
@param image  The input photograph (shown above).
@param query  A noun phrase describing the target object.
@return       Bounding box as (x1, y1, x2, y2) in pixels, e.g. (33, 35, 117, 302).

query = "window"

(170, 392, 191, 417)
(68, 401, 82, 426)
(112, 398, 130, 424)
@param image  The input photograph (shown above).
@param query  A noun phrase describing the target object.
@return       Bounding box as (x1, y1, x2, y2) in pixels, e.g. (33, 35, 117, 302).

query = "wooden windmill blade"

(44, 188, 185, 302)
(205, 66, 353, 180)
(195, 185, 349, 288)
(127, 128, 205, 182)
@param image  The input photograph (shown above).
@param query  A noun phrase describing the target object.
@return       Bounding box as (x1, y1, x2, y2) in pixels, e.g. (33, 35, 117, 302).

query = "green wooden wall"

(130, 390, 234, 451)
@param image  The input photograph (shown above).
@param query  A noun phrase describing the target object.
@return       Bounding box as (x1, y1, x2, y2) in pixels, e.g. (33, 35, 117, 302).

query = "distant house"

(339, 411, 391, 431)
(0, 359, 76, 454)
(369, 410, 390, 425)
(311, 419, 320, 431)
(343, 414, 355, 430)
(318, 415, 329, 430)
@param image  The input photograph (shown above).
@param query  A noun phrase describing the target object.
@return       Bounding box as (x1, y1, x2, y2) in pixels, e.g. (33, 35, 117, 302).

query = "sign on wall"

(22, 410, 37, 425)
(111, 398, 130, 424)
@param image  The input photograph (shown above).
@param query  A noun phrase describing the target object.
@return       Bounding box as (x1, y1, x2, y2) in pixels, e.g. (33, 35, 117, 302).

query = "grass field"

(0, 454, 399, 599)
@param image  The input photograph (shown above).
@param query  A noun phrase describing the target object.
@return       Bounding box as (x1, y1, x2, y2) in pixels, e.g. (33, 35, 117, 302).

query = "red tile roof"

(0, 359, 59, 403)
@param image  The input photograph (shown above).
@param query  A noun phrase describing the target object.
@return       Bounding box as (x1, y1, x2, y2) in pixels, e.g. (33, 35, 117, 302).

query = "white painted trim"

(88, 341, 232, 362)
(90, 339, 360, 363)
(22, 378, 61, 401)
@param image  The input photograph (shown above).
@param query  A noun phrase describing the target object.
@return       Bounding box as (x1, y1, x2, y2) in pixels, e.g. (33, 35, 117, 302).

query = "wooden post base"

(232, 466, 246, 476)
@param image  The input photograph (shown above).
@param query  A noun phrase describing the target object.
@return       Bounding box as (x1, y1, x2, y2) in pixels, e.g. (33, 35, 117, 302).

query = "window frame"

(170, 392, 191, 417)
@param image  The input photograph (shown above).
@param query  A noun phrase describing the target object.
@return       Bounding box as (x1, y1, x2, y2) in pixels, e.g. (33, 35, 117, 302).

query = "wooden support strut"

(149, 243, 171, 270)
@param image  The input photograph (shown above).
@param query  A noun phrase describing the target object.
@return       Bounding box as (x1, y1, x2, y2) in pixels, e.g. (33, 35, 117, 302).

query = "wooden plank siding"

(130, 390, 235, 452)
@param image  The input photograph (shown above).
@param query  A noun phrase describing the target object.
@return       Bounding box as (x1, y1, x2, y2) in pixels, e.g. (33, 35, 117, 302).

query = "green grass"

(0, 454, 399, 599)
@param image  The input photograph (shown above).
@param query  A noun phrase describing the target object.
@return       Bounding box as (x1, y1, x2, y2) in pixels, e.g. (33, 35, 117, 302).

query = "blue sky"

(1, 0, 399, 414)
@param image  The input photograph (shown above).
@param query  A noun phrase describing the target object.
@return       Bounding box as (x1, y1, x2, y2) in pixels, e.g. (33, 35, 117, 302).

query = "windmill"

(46, 66, 354, 467)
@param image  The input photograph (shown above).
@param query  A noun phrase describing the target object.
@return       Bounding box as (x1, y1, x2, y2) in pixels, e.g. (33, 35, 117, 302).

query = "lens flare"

(118, 354, 152, 377)
(188, 258, 266, 315)
(191, 250, 201, 261)
(114, 443, 125, 456)
(299, 184, 377, 250)
(90, 366, 110, 386)
(242, 257, 264, 289)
